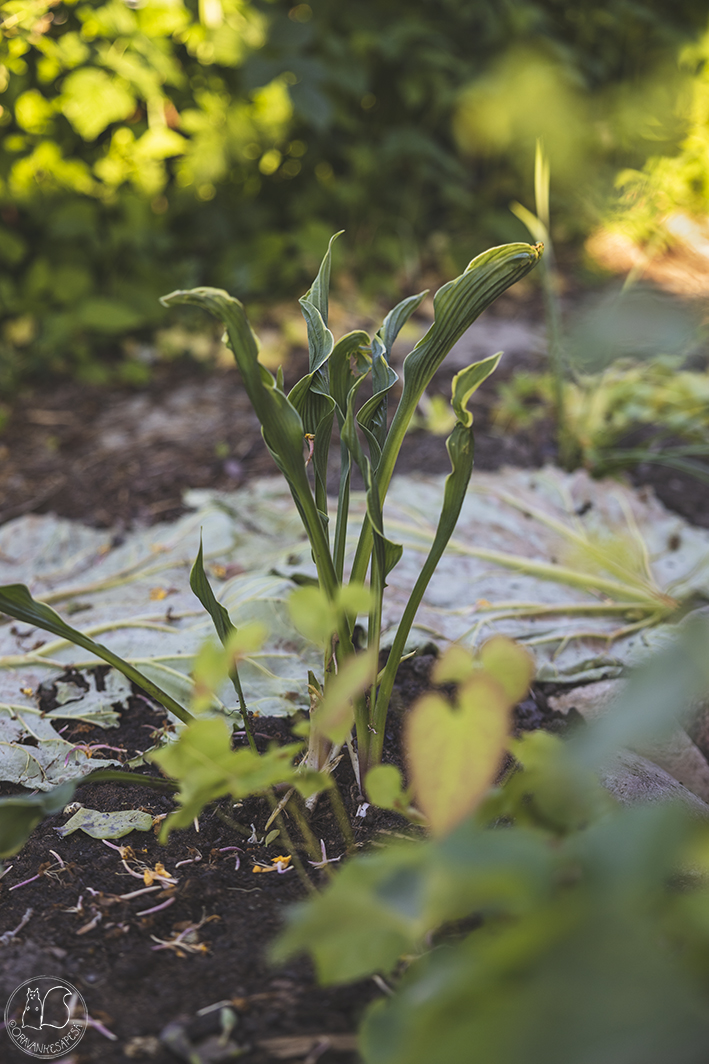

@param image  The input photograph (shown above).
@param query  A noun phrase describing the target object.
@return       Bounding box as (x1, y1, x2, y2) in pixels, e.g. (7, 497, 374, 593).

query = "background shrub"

(0, 0, 705, 387)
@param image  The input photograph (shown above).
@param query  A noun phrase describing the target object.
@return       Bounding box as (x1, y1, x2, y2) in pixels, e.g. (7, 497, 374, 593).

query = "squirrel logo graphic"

(20, 985, 72, 1030)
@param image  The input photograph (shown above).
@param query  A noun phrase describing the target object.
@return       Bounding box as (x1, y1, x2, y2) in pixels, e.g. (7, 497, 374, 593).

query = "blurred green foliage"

(275, 619, 709, 1064)
(610, 22, 709, 250)
(0, 0, 705, 387)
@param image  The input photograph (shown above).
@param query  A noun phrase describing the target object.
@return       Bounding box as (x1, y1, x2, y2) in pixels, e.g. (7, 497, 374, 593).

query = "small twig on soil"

(0, 907, 33, 945)
(82, 1014, 118, 1041)
(136, 895, 176, 917)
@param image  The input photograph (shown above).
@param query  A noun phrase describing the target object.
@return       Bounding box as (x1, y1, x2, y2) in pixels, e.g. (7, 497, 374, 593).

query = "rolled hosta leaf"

(0, 583, 193, 725)
(0, 782, 76, 859)
(405, 672, 512, 836)
(301, 230, 343, 329)
(379, 242, 542, 499)
(451, 352, 502, 426)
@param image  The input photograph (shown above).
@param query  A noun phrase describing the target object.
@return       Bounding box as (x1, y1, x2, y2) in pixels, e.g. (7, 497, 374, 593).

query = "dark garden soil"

(0, 296, 707, 1062)
(1, 298, 708, 531)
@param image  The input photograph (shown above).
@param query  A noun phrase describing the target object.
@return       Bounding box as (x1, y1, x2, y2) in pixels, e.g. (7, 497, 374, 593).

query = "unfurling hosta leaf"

(405, 672, 512, 836)
(378, 290, 428, 360)
(312, 649, 377, 744)
(451, 352, 502, 427)
(0, 583, 193, 725)
(0, 783, 76, 859)
(160, 287, 339, 599)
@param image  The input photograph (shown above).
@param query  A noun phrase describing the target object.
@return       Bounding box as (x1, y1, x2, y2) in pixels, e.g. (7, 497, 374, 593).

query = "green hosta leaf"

(451, 352, 502, 427)
(298, 299, 334, 374)
(329, 331, 371, 418)
(406, 674, 512, 836)
(0, 583, 193, 725)
(378, 243, 542, 497)
(357, 335, 399, 457)
(160, 287, 338, 597)
(0, 783, 76, 859)
(55, 807, 153, 839)
(313, 649, 377, 744)
(149, 716, 302, 837)
(190, 536, 236, 644)
(342, 390, 402, 580)
(301, 230, 342, 328)
(379, 291, 428, 360)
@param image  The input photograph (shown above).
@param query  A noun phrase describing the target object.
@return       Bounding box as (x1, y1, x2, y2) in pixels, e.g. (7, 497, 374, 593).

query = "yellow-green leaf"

(479, 635, 535, 705)
(405, 673, 511, 836)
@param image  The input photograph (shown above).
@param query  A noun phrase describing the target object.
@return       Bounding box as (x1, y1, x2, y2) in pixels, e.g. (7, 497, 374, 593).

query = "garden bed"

(0, 651, 572, 1064)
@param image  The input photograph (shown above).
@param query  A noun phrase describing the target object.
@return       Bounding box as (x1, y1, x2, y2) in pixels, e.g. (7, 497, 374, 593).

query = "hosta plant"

(0, 234, 542, 849)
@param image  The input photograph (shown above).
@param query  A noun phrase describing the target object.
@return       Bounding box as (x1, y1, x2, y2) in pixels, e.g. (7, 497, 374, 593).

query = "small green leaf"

(0, 783, 75, 859)
(431, 645, 475, 686)
(190, 536, 235, 644)
(149, 717, 302, 838)
(338, 583, 372, 616)
(479, 635, 535, 705)
(55, 807, 153, 839)
(313, 649, 377, 744)
(405, 674, 512, 836)
(288, 585, 337, 646)
(365, 764, 408, 810)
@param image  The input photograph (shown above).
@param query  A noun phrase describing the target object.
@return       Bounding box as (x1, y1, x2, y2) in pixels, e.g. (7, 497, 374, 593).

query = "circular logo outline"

(4, 976, 87, 1060)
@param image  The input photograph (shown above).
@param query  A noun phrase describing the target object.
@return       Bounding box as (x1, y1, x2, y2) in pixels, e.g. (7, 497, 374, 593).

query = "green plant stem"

(539, 245, 571, 469)
(215, 806, 256, 838)
(328, 783, 356, 852)
(266, 791, 317, 894)
(289, 792, 327, 867)
(229, 666, 258, 754)
(80, 768, 179, 791)
(333, 444, 351, 583)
